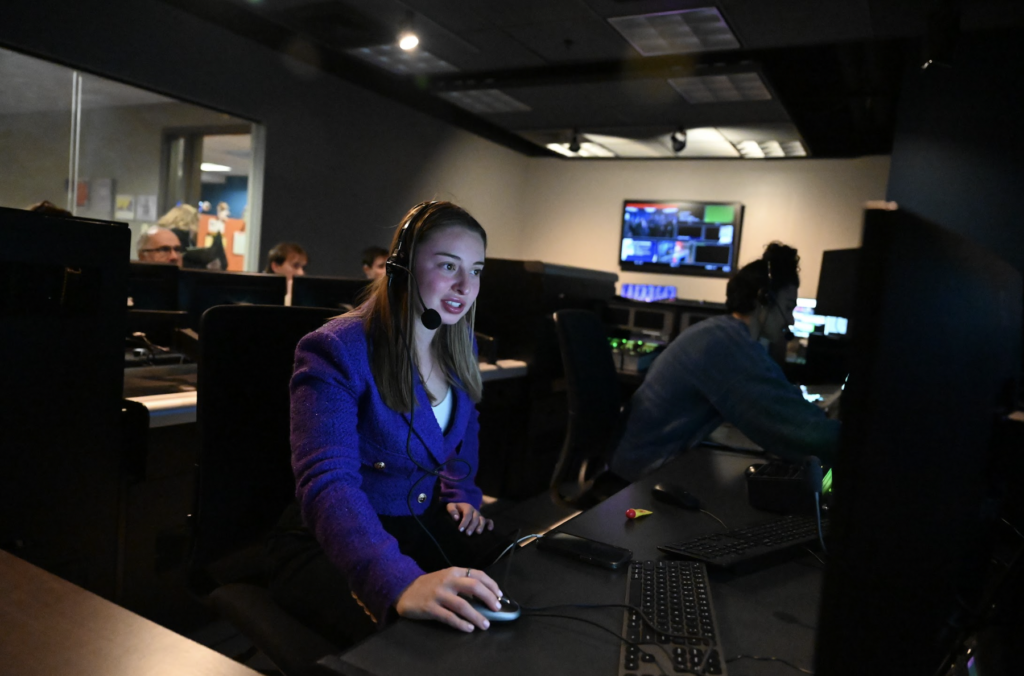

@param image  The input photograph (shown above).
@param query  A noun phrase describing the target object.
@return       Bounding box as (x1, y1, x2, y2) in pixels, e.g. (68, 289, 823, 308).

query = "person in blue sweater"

(268, 201, 510, 647)
(611, 243, 841, 481)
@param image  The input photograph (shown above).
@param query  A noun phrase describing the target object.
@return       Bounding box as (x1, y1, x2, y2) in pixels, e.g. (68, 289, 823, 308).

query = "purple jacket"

(290, 315, 483, 625)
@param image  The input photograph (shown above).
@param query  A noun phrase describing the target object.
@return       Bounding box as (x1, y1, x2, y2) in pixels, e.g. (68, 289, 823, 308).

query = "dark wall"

(1, 0, 470, 277)
(886, 29, 1024, 273)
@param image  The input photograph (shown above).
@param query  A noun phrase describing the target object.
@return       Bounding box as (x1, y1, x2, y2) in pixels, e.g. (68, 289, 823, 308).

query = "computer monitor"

(790, 298, 848, 339)
(128, 262, 179, 311)
(815, 248, 859, 319)
(619, 200, 743, 278)
(815, 209, 1022, 674)
(178, 270, 287, 331)
(291, 275, 371, 310)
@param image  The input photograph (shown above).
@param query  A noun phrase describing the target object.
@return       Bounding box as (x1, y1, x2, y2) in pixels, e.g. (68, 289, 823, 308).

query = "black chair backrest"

(190, 304, 338, 573)
(551, 309, 624, 495)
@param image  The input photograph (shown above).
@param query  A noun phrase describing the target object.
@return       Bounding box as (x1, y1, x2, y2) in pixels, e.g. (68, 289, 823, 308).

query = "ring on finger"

(465, 568, 472, 578)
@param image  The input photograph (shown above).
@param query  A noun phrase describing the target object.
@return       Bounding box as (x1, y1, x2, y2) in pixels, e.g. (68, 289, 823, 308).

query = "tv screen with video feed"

(619, 200, 743, 277)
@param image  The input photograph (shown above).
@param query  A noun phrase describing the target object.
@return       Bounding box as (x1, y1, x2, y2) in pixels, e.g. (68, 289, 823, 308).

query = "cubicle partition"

(0, 206, 130, 599)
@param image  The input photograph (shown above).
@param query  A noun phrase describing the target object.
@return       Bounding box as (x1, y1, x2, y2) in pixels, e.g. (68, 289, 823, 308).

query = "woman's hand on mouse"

(395, 567, 502, 632)
(447, 502, 493, 536)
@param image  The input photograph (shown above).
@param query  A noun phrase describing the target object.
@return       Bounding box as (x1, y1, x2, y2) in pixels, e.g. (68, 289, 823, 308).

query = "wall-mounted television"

(619, 200, 744, 278)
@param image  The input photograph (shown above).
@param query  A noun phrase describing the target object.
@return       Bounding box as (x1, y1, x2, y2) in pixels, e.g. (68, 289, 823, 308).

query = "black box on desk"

(746, 461, 817, 515)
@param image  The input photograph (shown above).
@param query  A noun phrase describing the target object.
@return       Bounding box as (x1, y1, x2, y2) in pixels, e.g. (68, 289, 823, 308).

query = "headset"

(386, 201, 442, 330)
(386, 201, 473, 567)
(759, 257, 795, 342)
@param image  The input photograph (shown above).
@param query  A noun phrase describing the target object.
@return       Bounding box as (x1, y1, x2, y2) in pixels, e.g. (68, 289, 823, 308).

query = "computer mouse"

(468, 596, 521, 622)
(745, 463, 766, 478)
(651, 482, 702, 510)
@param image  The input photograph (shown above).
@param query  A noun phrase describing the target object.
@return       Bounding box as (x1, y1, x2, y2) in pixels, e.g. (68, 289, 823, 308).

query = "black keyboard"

(658, 514, 828, 574)
(618, 560, 726, 676)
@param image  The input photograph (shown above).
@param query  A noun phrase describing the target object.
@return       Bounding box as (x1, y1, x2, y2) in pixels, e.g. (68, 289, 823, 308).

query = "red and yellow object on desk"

(625, 508, 653, 520)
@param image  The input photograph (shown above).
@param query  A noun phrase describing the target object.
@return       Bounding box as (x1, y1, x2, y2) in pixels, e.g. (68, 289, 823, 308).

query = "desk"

(125, 360, 529, 428)
(323, 448, 821, 676)
(0, 549, 260, 676)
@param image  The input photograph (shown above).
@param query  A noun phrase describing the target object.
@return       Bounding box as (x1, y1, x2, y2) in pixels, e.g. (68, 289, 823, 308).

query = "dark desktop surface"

(123, 364, 197, 398)
(325, 448, 822, 676)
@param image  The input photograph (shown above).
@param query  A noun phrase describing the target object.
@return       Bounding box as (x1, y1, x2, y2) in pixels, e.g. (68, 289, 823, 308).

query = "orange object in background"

(198, 213, 246, 271)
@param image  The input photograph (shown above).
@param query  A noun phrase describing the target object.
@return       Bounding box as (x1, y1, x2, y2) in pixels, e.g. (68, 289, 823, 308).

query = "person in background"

(265, 242, 308, 280)
(136, 225, 183, 267)
(362, 246, 388, 280)
(157, 205, 200, 250)
(611, 242, 841, 481)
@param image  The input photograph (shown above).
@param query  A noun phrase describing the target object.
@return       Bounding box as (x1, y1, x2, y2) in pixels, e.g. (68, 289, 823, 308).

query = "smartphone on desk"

(538, 532, 632, 570)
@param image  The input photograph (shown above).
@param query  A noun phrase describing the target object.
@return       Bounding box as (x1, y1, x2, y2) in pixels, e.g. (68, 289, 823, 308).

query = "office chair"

(188, 304, 340, 676)
(550, 309, 631, 508)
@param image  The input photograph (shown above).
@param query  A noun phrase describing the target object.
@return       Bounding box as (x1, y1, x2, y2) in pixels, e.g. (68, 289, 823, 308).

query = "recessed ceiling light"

(668, 73, 772, 104)
(608, 8, 739, 57)
(398, 32, 419, 51)
(437, 89, 530, 114)
(346, 45, 457, 76)
(200, 162, 231, 172)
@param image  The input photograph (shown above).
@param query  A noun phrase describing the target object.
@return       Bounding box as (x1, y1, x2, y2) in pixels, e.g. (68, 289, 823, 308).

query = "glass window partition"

(0, 46, 263, 271)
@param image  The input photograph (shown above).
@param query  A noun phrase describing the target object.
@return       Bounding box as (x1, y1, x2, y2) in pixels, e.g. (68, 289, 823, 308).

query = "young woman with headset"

(267, 201, 511, 647)
(610, 242, 841, 481)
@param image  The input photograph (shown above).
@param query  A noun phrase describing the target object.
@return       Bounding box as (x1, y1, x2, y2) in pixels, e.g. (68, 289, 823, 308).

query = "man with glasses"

(137, 225, 183, 267)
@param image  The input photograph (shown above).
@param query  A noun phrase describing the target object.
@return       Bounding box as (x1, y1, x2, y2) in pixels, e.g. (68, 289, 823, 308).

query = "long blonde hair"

(352, 201, 486, 413)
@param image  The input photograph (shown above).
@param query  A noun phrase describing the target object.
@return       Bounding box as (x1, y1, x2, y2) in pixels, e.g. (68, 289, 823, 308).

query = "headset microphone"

(419, 303, 442, 330)
(386, 205, 443, 331)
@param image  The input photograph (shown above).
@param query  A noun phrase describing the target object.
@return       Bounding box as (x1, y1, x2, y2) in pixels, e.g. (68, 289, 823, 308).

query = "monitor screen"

(619, 200, 743, 278)
(790, 297, 848, 339)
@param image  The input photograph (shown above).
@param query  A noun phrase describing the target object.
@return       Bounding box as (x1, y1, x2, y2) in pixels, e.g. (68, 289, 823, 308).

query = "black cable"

(1001, 517, 1024, 541)
(521, 612, 673, 676)
(521, 602, 718, 649)
(812, 492, 828, 555)
(726, 654, 814, 674)
(802, 547, 826, 567)
(700, 509, 729, 530)
(397, 268, 461, 568)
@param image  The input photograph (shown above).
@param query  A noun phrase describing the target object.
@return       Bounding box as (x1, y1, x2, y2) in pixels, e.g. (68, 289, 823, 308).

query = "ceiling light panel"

(668, 73, 772, 104)
(782, 141, 808, 157)
(346, 45, 458, 76)
(608, 8, 740, 57)
(545, 139, 616, 158)
(437, 89, 531, 114)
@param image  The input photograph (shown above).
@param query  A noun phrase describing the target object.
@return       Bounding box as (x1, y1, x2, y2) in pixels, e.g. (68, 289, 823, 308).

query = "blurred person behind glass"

(157, 204, 199, 249)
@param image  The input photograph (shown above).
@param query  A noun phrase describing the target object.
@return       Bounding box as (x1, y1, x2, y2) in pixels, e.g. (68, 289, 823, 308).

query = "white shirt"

(431, 386, 453, 433)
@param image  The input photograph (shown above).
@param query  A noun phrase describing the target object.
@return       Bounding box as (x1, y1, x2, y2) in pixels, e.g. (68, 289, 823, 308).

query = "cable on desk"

(1001, 517, 1024, 541)
(522, 601, 717, 655)
(699, 509, 729, 530)
(521, 612, 673, 676)
(489, 533, 545, 568)
(802, 547, 826, 567)
(725, 654, 813, 674)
